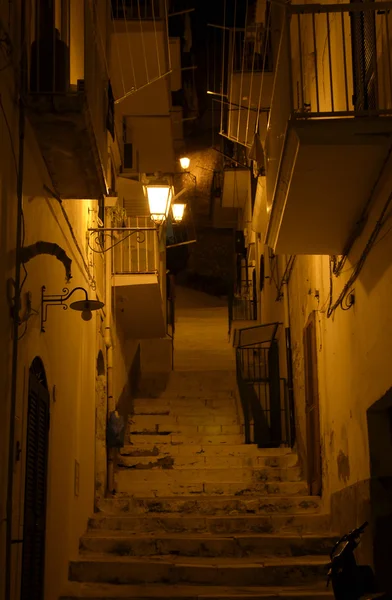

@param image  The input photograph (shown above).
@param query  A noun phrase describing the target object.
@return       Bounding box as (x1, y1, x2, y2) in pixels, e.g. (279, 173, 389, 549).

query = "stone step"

(115, 477, 308, 496)
(133, 398, 237, 410)
(95, 495, 321, 516)
(133, 407, 238, 418)
(80, 531, 335, 558)
(118, 450, 299, 470)
(69, 554, 328, 586)
(130, 415, 240, 427)
(128, 434, 245, 446)
(88, 513, 331, 535)
(60, 582, 334, 599)
(129, 423, 243, 436)
(116, 465, 302, 484)
(120, 444, 293, 458)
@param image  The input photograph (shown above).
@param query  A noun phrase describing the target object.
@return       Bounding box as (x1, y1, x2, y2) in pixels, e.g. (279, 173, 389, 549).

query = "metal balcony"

(24, 2, 109, 199)
(264, 1, 392, 255)
(112, 216, 166, 339)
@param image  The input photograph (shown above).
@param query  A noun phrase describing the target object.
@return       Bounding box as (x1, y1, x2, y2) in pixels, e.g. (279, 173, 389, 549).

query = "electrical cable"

(220, 0, 227, 134)
(327, 190, 392, 318)
(121, 0, 138, 88)
(236, 0, 249, 142)
(255, 4, 273, 133)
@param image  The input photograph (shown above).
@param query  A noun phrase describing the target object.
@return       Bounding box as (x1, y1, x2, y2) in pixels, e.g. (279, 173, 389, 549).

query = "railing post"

(268, 339, 282, 444)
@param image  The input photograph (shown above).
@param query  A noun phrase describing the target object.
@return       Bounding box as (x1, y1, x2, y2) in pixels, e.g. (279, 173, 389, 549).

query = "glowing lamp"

(180, 157, 190, 170)
(172, 203, 186, 223)
(145, 185, 173, 224)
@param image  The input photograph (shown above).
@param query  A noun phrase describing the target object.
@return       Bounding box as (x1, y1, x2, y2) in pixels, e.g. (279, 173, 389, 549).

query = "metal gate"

(20, 358, 50, 600)
(351, 0, 378, 110)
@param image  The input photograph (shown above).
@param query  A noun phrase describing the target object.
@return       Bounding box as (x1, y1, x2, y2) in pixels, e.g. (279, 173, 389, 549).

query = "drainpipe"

(282, 255, 296, 447)
(104, 206, 115, 494)
(5, 4, 26, 599)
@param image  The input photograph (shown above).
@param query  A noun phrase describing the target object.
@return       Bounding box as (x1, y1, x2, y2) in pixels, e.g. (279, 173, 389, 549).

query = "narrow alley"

(60, 287, 335, 599)
(2, 1, 392, 598)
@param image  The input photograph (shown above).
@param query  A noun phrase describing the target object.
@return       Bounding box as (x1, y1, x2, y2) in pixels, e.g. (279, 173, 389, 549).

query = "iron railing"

(112, 216, 158, 275)
(235, 324, 294, 448)
(270, 1, 392, 121)
(228, 291, 257, 335)
(111, 0, 161, 19)
(232, 24, 273, 73)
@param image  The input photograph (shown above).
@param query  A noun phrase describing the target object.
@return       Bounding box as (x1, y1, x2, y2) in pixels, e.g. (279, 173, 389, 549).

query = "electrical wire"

(236, 0, 249, 142)
(220, 0, 227, 134)
(0, 94, 18, 176)
(327, 190, 392, 318)
(121, 0, 137, 88)
(255, 5, 273, 133)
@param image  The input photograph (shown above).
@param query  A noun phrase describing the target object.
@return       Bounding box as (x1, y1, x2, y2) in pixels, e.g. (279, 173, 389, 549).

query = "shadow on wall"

(367, 389, 392, 593)
(116, 343, 141, 419)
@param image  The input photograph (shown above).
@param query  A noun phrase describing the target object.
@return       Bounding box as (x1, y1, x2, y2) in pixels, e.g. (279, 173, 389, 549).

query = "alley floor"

(60, 287, 335, 599)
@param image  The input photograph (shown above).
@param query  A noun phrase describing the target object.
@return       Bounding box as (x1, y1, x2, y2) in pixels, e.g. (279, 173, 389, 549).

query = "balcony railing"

(111, 0, 161, 19)
(228, 291, 257, 335)
(269, 1, 392, 122)
(232, 24, 272, 73)
(112, 216, 159, 275)
(235, 323, 294, 448)
(24, 0, 110, 199)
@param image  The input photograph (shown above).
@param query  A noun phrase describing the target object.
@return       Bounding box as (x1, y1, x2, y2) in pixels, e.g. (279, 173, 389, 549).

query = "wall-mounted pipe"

(5, 3, 26, 598)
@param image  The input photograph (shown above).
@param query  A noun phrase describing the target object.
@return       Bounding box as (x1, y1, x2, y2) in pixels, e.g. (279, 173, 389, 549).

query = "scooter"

(327, 521, 391, 600)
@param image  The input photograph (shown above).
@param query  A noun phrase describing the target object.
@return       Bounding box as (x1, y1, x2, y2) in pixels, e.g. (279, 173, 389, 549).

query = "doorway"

(367, 390, 392, 593)
(303, 312, 322, 495)
(20, 357, 50, 600)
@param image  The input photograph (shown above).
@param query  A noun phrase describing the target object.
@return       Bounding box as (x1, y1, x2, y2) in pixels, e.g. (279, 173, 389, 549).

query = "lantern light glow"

(172, 203, 186, 223)
(145, 185, 173, 224)
(180, 157, 190, 170)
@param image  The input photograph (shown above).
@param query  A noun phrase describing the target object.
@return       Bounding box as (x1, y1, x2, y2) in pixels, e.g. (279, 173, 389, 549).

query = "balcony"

(112, 216, 165, 339)
(111, 0, 162, 19)
(227, 24, 274, 147)
(264, 1, 392, 255)
(24, 3, 109, 199)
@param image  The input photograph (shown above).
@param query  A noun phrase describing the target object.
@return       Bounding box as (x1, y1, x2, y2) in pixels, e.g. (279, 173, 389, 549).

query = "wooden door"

(303, 312, 322, 496)
(20, 358, 50, 600)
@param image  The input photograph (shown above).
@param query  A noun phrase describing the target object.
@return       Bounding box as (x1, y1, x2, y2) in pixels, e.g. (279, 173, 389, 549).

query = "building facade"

(221, 0, 392, 588)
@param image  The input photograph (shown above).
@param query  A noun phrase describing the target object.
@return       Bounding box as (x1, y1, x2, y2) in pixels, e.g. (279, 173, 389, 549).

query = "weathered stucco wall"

(258, 165, 392, 581)
(0, 76, 106, 600)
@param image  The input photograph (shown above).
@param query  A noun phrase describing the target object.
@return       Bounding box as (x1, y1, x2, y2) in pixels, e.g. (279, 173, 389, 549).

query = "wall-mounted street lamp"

(145, 185, 173, 224)
(179, 156, 190, 170)
(172, 203, 186, 223)
(41, 286, 104, 332)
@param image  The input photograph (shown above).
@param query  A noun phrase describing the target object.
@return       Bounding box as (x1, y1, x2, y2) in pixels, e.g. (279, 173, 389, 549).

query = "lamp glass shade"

(180, 157, 190, 170)
(146, 185, 173, 223)
(172, 203, 186, 223)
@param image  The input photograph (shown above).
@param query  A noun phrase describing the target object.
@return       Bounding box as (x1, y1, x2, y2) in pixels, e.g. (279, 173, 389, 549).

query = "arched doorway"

(20, 357, 50, 600)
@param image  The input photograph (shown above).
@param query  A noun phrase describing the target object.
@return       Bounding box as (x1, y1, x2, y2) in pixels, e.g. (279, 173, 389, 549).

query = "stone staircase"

(60, 371, 334, 599)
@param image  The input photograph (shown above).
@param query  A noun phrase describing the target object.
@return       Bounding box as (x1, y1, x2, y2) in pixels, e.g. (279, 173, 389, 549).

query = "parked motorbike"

(327, 521, 391, 600)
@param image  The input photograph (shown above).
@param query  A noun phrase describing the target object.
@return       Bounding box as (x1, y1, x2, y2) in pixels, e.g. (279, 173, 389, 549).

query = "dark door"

(303, 312, 322, 496)
(252, 268, 258, 320)
(20, 358, 50, 600)
(351, 0, 377, 111)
